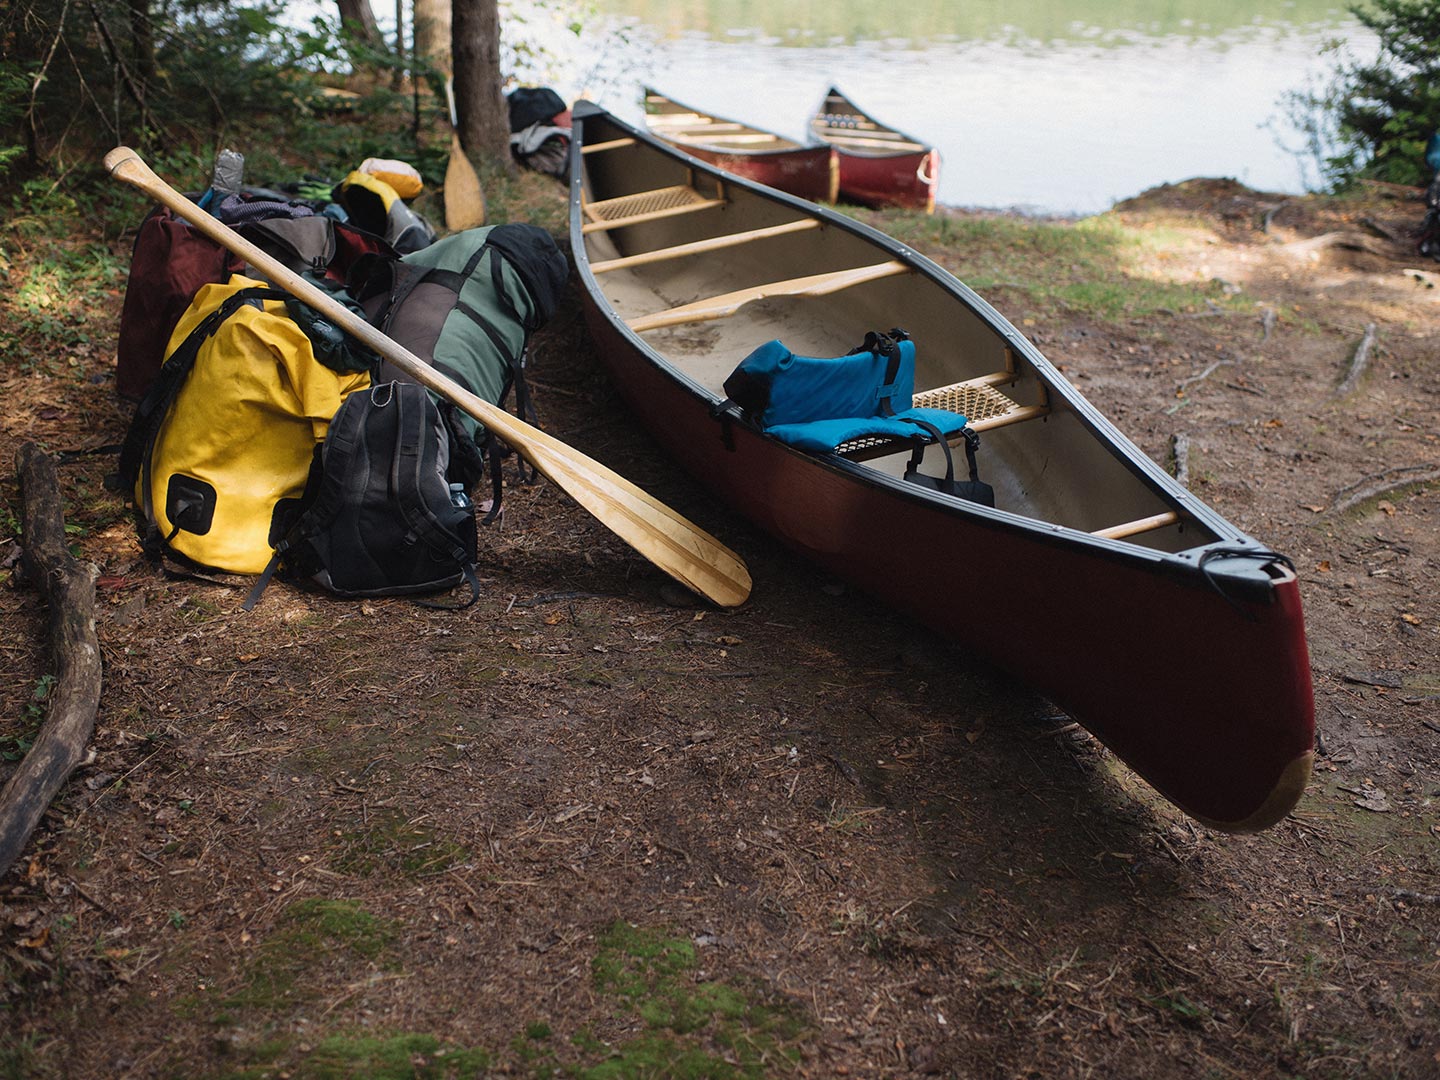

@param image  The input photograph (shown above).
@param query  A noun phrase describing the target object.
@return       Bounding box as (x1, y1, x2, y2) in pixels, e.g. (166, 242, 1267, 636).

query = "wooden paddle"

(443, 78, 486, 231)
(104, 146, 752, 609)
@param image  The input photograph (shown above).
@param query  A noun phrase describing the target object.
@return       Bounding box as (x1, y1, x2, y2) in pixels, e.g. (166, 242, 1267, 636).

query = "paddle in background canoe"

(104, 146, 752, 610)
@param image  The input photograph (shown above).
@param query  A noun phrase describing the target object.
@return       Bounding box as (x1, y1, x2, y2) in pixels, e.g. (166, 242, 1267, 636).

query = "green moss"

(580, 921, 808, 1078)
(329, 808, 471, 878)
(220, 898, 392, 1013)
(207, 1032, 490, 1080)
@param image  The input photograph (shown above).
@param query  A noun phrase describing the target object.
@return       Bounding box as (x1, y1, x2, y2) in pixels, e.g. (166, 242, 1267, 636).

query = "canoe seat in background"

(581, 183, 727, 235)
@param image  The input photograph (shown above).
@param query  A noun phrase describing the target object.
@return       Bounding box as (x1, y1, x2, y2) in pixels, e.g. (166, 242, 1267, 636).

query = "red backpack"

(114, 197, 393, 400)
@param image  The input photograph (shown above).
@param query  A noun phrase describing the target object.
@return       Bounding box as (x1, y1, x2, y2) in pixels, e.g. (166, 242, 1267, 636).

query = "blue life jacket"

(721, 331, 969, 452)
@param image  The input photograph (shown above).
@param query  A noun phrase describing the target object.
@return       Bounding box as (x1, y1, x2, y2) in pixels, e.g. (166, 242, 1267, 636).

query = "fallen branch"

(1175, 358, 1234, 396)
(0, 444, 103, 879)
(1329, 464, 1440, 514)
(1259, 201, 1289, 233)
(1259, 307, 1278, 342)
(1170, 433, 1191, 488)
(1356, 178, 1424, 199)
(1332, 323, 1378, 398)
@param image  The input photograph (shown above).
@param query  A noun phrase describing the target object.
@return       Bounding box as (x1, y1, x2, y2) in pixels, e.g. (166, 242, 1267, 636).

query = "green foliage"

(1283, 0, 1440, 188)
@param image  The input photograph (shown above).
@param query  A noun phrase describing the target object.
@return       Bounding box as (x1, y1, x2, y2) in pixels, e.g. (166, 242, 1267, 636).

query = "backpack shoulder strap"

(117, 285, 284, 494)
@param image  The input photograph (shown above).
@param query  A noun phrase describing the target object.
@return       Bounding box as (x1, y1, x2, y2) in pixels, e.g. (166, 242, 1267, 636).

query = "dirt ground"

(1, 177, 1438, 1079)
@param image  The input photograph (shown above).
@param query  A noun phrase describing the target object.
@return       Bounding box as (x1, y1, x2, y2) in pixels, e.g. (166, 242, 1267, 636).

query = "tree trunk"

(452, 0, 512, 170)
(414, 0, 452, 77)
(127, 0, 156, 93)
(335, 0, 382, 45)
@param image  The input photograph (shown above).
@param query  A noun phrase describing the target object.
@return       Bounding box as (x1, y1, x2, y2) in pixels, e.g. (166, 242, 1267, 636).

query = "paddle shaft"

(104, 146, 751, 608)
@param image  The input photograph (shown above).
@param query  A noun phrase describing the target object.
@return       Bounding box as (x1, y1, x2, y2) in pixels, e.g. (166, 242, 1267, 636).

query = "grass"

(857, 207, 1242, 322)
(0, 181, 126, 375)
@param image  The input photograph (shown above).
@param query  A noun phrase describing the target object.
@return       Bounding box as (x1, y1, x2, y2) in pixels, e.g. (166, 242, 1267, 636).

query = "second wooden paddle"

(444, 78, 486, 231)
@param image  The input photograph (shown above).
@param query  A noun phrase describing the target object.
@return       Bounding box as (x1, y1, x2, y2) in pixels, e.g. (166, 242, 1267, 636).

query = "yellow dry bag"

(122, 275, 370, 574)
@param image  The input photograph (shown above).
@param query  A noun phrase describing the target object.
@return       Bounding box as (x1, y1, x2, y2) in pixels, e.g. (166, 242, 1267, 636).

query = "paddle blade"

(445, 132, 486, 231)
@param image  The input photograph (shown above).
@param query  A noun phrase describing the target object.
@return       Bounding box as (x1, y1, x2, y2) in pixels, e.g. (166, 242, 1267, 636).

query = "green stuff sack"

(117, 275, 371, 575)
(351, 223, 568, 445)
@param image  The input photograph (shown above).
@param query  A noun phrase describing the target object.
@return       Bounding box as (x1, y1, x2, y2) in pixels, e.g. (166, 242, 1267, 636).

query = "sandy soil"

(0, 177, 1437, 1079)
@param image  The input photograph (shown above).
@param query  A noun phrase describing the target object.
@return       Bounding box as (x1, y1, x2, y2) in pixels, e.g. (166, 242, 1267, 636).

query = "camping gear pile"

(113, 150, 568, 607)
(507, 86, 571, 178)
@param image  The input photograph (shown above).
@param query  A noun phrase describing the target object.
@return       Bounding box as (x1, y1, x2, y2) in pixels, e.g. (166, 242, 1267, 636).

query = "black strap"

(848, 327, 911, 418)
(118, 286, 283, 493)
(241, 549, 285, 611)
(415, 563, 481, 610)
(1197, 547, 1296, 622)
(900, 418, 956, 483)
(393, 385, 471, 563)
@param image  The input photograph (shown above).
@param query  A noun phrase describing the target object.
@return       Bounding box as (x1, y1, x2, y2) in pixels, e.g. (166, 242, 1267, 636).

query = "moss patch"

(217, 898, 393, 1015)
(575, 920, 809, 1078)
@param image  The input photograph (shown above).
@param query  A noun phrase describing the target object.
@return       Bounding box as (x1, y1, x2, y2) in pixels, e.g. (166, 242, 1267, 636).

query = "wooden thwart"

(820, 133, 927, 152)
(589, 219, 821, 274)
(627, 260, 910, 333)
(668, 133, 789, 146)
(581, 137, 636, 155)
(1091, 511, 1183, 540)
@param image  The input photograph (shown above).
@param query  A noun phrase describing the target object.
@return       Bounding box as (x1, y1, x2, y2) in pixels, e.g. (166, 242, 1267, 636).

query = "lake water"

(547, 0, 1370, 216)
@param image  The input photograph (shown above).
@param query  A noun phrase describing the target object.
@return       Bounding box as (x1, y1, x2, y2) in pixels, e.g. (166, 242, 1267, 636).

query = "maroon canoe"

(810, 87, 940, 212)
(568, 102, 1313, 832)
(643, 89, 838, 204)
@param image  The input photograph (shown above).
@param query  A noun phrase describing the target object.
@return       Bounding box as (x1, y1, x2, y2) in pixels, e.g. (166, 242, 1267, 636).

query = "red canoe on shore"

(643, 89, 838, 204)
(568, 102, 1314, 832)
(810, 87, 940, 212)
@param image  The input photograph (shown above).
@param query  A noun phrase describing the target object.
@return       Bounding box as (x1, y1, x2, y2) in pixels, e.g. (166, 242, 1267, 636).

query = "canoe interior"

(810, 88, 930, 157)
(644, 90, 807, 154)
(577, 113, 1225, 556)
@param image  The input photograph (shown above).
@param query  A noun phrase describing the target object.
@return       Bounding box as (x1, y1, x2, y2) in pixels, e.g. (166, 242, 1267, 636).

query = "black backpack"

(243, 381, 480, 610)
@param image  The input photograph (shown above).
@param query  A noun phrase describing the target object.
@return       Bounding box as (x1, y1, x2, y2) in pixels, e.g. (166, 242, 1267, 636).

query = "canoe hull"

(671, 143, 839, 204)
(833, 147, 939, 211)
(812, 87, 940, 211)
(578, 304, 1313, 831)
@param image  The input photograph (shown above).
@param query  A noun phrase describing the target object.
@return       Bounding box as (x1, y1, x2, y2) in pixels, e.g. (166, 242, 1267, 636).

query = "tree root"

(1333, 323, 1378, 398)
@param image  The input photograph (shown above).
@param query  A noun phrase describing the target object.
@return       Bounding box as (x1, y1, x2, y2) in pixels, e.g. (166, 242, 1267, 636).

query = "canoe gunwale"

(810, 86, 936, 157)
